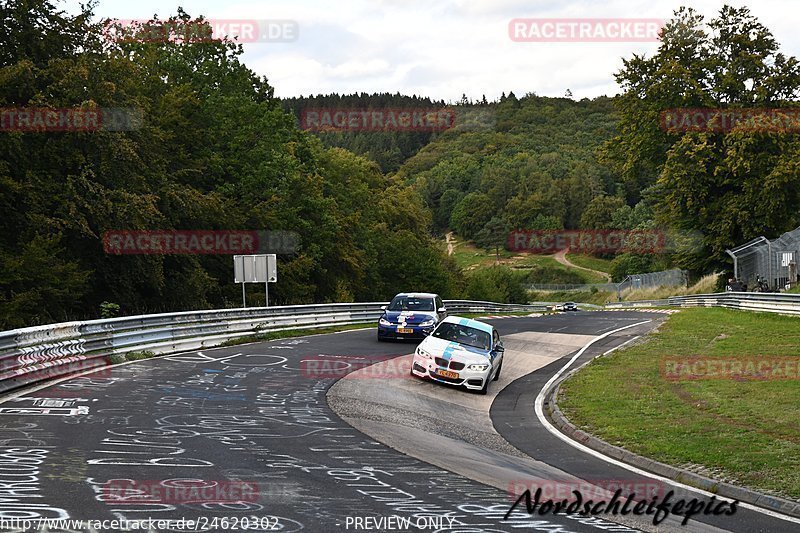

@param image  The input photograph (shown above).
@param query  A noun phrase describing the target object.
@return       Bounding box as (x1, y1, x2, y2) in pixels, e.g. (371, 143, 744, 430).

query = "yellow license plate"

(435, 369, 459, 379)
(397, 328, 414, 334)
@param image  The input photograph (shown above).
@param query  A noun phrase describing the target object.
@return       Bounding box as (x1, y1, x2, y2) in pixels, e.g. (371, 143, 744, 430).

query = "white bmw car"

(410, 316, 504, 394)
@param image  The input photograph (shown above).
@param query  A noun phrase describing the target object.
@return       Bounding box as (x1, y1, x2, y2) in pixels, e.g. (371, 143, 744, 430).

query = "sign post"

(234, 254, 277, 308)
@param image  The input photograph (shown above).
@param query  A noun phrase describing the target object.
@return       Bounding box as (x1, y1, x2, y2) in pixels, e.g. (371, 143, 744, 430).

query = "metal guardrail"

(605, 291, 800, 315)
(11, 292, 793, 397)
(604, 299, 671, 308)
(0, 300, 545, 395)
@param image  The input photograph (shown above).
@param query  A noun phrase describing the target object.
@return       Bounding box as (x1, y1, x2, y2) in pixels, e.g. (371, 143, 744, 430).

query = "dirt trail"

(553, 248, 611, 282)
(446, 231, 455, 256)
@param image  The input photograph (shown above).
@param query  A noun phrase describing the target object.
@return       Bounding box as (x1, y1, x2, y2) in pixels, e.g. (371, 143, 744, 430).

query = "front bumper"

(377, 323, 434, 340)
(410, 354, 490, 390)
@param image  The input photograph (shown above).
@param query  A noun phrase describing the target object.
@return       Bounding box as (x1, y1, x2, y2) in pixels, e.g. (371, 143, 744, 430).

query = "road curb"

(543, 372, 800, 519)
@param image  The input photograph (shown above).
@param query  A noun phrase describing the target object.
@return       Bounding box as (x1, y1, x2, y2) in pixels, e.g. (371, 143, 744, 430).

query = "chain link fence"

(615, 268, 688, 293)
(525, 268, 688, 295)
(726, 227, 800, 290)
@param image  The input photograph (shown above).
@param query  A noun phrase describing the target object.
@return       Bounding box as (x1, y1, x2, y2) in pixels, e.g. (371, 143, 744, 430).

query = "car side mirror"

(438, 307, 447, 313)
(380, 305, 386, 311)
(495, 343, 504, 352)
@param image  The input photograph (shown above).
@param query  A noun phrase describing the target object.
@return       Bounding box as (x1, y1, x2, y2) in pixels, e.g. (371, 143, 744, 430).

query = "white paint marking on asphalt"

(0, 406, 88, 416)
(534, 321, 800, 525)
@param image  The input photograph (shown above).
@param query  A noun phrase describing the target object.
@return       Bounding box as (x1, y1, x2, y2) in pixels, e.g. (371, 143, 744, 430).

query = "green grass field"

(448, 239, 516, 270)
(558, 308, 800, 499)
(564, 253, 614, 274)
(447, 238, 606, 284)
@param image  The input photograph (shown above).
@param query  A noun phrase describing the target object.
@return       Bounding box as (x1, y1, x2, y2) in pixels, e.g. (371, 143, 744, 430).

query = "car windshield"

(387, 296, 435, 312)
(431, 322, 491, 350)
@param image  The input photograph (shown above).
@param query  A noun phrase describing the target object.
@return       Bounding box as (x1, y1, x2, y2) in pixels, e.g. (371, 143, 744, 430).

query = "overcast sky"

(68, 0, 800, 102)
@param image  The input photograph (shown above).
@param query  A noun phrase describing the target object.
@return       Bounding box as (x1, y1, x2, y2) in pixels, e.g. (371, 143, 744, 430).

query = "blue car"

(377, 293, 447, 341)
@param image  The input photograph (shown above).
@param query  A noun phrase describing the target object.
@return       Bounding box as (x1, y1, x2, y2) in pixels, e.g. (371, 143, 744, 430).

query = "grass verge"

(558, 307, 800, 500)
(219, 323, 373, 347)
(623, 273, 720, 301)
(109, 350, 156, 364)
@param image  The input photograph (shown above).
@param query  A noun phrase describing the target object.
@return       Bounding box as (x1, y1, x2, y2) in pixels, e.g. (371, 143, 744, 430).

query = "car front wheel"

(493, 362, 502, 381)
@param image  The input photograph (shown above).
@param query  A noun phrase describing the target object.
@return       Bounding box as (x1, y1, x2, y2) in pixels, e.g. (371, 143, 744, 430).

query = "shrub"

(465, 266, 528, 303)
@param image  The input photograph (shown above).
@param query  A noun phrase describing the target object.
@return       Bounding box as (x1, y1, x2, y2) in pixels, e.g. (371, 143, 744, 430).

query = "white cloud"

(69, 0, 800, 101)
(323, 59, 391, 79)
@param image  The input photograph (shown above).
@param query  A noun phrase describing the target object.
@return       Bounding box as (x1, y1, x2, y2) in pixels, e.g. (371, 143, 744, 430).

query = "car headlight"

(416, 347, 432, 359)
(419, 319, 435, 326)
(468, 363, 490, 371)
(379, 318, 392, 326)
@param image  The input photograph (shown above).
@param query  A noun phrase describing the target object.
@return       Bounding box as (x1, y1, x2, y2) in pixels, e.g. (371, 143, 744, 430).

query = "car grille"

(433, 358, 465, 371)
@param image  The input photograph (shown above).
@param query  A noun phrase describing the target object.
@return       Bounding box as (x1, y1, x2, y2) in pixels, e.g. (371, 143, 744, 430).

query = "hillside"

(282, 93, 451, 173)
(396, 94, 618, 233)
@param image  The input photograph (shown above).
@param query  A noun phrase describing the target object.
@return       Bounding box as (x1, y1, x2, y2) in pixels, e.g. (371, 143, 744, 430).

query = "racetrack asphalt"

(0, 311, 794, 532)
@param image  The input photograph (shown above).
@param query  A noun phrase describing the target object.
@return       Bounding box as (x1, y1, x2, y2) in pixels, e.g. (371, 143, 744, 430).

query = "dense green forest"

(385, 6, 800, 280)
(398, 94, 618, 233)
(0, 1, 460, 328)
(3, 2, 800, 328)
(605, 6, 800, 273)
(283, 93, 454, 173)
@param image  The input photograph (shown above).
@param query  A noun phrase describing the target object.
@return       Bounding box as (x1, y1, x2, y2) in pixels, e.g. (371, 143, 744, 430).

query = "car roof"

(392, 292, 439, 299)
(440, 315, 493, 334)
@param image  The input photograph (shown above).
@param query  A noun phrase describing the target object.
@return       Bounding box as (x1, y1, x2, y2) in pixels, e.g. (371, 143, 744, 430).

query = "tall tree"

(475, 217, 509, 262)
(601, 5, 800, 271)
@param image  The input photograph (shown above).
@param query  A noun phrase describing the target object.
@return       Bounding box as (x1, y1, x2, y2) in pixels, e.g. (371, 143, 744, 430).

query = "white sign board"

(234, 254, 277, 283)
(234, 254, 277, 308)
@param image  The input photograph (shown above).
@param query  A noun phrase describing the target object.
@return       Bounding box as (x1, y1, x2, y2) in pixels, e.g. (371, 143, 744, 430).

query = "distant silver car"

(562, 302, 578, 311)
